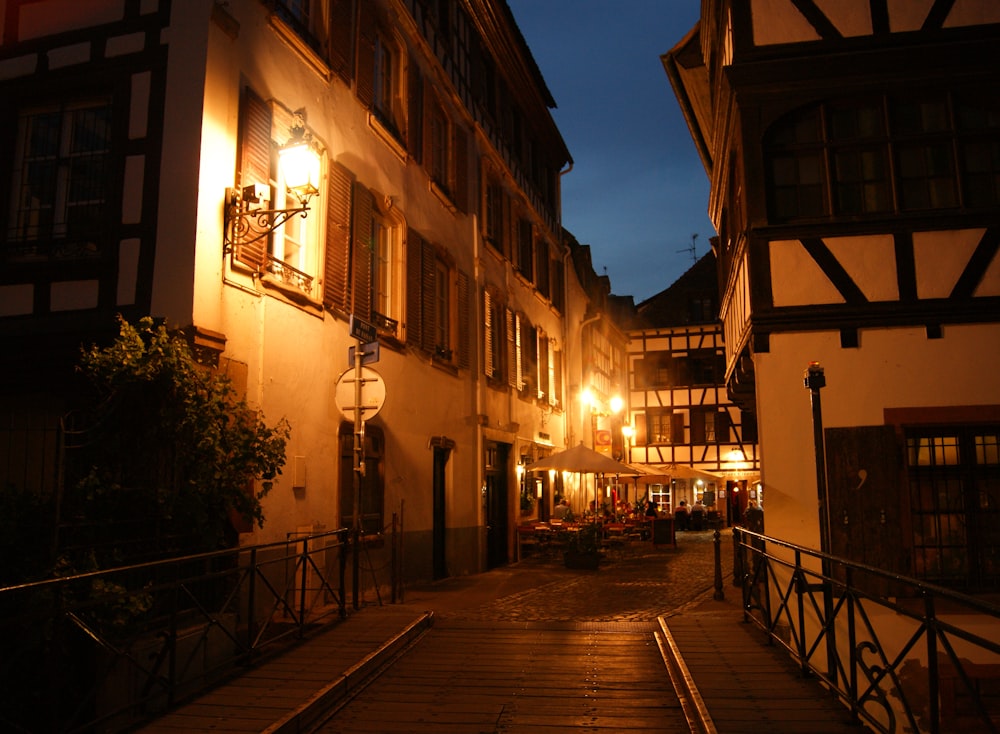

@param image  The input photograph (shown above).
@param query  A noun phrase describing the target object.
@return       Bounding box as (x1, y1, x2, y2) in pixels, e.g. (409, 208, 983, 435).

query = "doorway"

(432, 445, 449, 580)
(484, 440, 510, 569)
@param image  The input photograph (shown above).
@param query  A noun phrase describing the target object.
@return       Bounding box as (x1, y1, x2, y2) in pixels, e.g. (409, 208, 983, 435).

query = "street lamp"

(224, 112, 321, 252)
(621, 424, 634, 463)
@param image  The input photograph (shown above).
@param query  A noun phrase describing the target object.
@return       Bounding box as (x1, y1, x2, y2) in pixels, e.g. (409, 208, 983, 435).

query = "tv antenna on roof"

(677, 233, 698, 263)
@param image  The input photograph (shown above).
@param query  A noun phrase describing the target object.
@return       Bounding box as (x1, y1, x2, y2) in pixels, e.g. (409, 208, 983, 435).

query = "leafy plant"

(64, 316, 290, 565)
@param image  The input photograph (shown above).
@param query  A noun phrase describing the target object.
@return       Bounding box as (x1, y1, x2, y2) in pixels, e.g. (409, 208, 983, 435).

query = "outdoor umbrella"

(525, 442, 639, 475)
(649, 463, 724, 483)
(526, 443, 639, 517)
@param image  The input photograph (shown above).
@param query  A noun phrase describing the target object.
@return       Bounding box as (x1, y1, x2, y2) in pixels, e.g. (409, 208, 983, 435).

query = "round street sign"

(334, 366, 387, 422)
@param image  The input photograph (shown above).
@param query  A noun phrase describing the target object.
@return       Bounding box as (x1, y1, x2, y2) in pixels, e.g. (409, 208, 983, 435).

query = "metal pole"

(352, 341, 364, 609)
(804, 361, 837, 683)
(713, 529, 725, 600)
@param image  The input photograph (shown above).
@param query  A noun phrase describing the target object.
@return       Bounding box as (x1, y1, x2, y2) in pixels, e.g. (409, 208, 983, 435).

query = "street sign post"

(349, 314, 377, 344)
(348, 341, 380, 365)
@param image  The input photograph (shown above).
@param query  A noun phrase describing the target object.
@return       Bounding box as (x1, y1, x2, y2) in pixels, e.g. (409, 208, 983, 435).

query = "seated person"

(673, 500, 689, 530)
(645, 499, 659, 518)
(690, 500, 705, 530)
(553, 498, 571, 520)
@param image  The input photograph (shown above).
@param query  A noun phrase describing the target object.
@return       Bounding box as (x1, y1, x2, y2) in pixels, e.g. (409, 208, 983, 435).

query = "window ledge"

(260, 273, 323, 316)
(268, 15, 333, 83)
(430, 180, 457, 214)
(369, 113, 408, 162)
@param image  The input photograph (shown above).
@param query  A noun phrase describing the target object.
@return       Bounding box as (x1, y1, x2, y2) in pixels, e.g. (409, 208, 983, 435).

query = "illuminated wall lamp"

(224, 117, 320, 252)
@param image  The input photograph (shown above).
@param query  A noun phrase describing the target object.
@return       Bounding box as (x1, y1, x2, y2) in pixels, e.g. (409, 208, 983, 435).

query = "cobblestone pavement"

(401, 528, 735, 623)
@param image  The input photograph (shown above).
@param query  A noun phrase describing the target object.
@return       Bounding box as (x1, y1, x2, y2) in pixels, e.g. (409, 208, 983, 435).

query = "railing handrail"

(736, 527, 1000, 617)
(0, 525, 388, 734)
(0, 526, 351, 595)
(733, 527, 1000, 734)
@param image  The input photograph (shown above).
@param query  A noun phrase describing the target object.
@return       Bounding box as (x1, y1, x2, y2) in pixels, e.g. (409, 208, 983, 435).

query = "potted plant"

(563, 521, 602, 569)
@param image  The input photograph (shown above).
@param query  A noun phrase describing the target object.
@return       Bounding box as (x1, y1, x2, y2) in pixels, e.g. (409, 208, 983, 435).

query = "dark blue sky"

(507, 0, 714, 304)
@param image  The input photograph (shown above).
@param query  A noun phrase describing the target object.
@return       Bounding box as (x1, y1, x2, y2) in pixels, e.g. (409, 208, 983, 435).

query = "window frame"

(905, 425, 1000, 592)
(764, 90, 1000, 223)
(6, 97, 114, 260)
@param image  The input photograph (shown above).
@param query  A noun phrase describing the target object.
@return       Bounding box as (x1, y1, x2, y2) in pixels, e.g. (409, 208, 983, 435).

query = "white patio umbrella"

(526, 443, 639, 517)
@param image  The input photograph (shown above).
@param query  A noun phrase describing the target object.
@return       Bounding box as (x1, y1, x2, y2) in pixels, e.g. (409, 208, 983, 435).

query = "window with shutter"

(234, 90, 272, 272)
(324, 162, 354, 314)
(516, 218, 533, 281)
(538, 332, 550, 403)
(551, 345, 563, 409)
(351, 181, 373, 320)
(406, 229, 457, 362)
(506, 308, 519, 389)
(457, 269, 471, 369)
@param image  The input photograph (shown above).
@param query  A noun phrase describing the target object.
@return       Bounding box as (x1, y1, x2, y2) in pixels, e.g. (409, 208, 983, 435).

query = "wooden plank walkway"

(662, 605, 863, 734)
(313, 619, 691, 733)
(133, 605, 432, 734)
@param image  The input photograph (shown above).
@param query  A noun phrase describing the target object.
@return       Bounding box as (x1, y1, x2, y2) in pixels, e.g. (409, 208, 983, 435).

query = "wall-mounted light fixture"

(224, 111, 321, 253)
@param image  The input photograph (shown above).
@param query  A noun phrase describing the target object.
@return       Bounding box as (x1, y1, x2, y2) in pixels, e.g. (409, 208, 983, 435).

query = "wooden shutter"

(506, 309, 518, 388)
(355, 0, 376, 108)
(420, 238, 437, 353)
(671, 413, 685, 444)
(635, 413, 647, 445)
(234, 89, 272, 271)
(716, 410, 731, 442)
(483, 289, 494, 377)
(329, 0, 355, 82)
(324, 161, 354, 314)
(405, 228, 423, 349)
(453, 125, 469, 213)
(407, 54, 423, 161)
(826, 425, 909, 591)
(351, 181, 373, 320)
(457, 269, 471, 369)
(538, 333, 550, 402)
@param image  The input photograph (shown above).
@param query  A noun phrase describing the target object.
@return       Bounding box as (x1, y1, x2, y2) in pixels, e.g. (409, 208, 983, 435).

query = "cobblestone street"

(401, 528, 734, 623)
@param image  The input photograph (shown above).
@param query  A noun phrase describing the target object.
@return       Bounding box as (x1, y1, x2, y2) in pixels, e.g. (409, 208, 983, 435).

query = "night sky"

(507, 0, 714, 304)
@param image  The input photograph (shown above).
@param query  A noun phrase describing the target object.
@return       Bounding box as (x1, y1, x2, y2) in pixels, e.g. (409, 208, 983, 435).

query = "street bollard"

(713, 529, 725, 600)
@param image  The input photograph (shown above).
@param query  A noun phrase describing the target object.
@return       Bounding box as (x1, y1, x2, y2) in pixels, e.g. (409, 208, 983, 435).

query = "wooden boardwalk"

(134, 539, 866, 734)
(314, 619, 690, 733)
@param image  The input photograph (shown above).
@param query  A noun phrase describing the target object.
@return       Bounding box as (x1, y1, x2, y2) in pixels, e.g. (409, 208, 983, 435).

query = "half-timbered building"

(665, 1, 1000, 588)
(628, 251, 760, 523)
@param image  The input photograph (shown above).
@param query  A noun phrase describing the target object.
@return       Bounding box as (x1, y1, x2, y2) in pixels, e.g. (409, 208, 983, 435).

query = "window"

(906, 427, 1000, 591)
(269, 149, 319, 291)
(516, 217, 533, 281)
(639, 352, 673, 388)
(358, 4, 404, 143)
(427, 96, 451, 195)
(372, 208, 403, 333)
(483, 289, 504, 381)
(764, 91, 1000, 222)
(484, 177, 506, 254)
(686, 350, 723, 386)
(234, 91, 323, 299)
(407, 228, 470, 366)
(373, 32, 400, 135)
(690, 409, 714, 444)
(647, 409, 684, 445)
(7, 99, 112, 259)
(274, 0, 330, 56)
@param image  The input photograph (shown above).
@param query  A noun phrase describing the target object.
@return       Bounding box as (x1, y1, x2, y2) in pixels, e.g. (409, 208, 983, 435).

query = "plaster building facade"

(627, 251, 760, 524)
(0, 0, 607, 583)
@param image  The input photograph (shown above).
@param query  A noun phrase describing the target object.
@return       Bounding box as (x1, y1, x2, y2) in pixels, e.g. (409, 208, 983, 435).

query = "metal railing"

(0, 528, 364, 734)
(733, 528, 1000, 734)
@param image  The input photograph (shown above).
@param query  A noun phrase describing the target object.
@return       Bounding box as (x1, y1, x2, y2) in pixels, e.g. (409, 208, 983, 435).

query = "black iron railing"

(0, 528, 360, 734)
(733, 528, 1000, 734)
